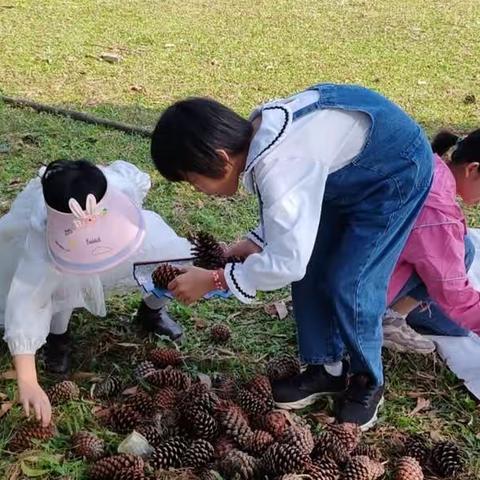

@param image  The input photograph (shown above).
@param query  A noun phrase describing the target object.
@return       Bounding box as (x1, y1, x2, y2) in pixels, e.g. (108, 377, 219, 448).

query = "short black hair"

(151, 97, 253, 181)
(432, 128, 480, 165)
(41, 159, 107, 213)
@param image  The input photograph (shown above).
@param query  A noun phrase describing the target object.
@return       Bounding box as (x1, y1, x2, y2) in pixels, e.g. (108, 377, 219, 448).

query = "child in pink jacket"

(384, 129, 480, 353)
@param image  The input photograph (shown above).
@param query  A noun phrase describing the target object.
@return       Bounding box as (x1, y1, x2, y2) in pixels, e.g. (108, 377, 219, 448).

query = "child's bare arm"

(224, 239, 262, 259)
(14, 354, 52, 426)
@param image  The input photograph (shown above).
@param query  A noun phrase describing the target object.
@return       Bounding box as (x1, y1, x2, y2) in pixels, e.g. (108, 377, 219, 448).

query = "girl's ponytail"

(431, 130, 460, 156)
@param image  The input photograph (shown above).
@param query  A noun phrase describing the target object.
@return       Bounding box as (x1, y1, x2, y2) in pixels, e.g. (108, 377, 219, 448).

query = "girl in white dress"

(0, 159, 191, 426)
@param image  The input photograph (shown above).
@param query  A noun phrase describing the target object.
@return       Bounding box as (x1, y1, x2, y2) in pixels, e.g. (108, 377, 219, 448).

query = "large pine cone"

(89, 454, 144, 480)
(313, 423, 361, 464)
(237, 388, 271, 417)
(216, 403, 253, 446)
(257, 410, 288, 440)
(152, 387, 178, 411)
(152, 264, 181, 289)
(148, 348, 183, 368)
(72, 431, 105, 461)
(220, 449, 261, 480)
(431, 441, 465, 477)
(189, 231, 226, 270)
(394, 456, 423, 480)
(183, 407, 218, 440)
(308, 455, 340, 480)
(343, 456, 384, 480)
(9, 421, 57, 452)
(134, 361, 156, 381)
(266, 355, 301, 382)
(213, 436, 237, 460)
(146, 366, 191, 390)
(246, 375, 274, 409)
(245, 430, 274, 455)
(47, 380, 80, 405)
(92, 376, 123, 399)
(281, 425, 314, 455)
(210, 324, 231, 344)
(124, 392, 155, 417)
(179, 382, 219, 414)
(136, 425, 164, 448)
(262, 443, 310, 476)
(403, 435, 430, 466)
(352, 444, 382, 461)
(149, 437, 189, 470)
(182, 439, 215, 468)
(107, 405, 143, 434)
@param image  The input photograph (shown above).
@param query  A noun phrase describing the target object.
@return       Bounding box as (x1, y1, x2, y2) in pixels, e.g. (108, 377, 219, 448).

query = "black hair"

(432, 129, 480, 165)
(41, 159, 107, 213)
(150, 97, 253, 181)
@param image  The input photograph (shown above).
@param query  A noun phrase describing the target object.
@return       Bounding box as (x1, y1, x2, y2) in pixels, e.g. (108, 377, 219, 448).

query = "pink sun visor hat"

(46, 185, 146, 274)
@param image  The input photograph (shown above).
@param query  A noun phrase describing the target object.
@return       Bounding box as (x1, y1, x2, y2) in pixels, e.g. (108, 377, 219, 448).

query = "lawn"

(0, 0, 479, 478)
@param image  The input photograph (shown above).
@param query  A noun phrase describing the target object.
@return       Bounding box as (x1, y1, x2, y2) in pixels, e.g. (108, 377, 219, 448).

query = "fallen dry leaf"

(409, 397, 431, 416)
(274, 301, 289, 320)
(72, 371, 98, 381)
(99, 52, 123, 63)
(430, 430, 444, 442)
(0, 369, 17, 380)
(116, 342, 140, 348)
(194, 317, 208, 330)
(0, 401, 13, 418)
(122, 386, 139, 396)
(197, 373, 212, 388)
(0, 392, 8, 400)
(308, 411, 336, 425)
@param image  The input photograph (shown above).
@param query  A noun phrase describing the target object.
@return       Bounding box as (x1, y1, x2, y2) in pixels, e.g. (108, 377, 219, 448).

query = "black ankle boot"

(136, 301, 184, 342)
(44, 331, 71, 374)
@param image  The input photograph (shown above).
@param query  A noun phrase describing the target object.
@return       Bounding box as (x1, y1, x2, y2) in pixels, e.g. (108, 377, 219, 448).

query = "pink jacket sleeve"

(404, 217, 480, 334)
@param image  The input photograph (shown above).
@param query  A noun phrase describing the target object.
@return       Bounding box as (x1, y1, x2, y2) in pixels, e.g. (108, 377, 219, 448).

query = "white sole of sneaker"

(359, 396, 385, 431)
(274, 391, 339, 410)
(383, 339, 435, 355)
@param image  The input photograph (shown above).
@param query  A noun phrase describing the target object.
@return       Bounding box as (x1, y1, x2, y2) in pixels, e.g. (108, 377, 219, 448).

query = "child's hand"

(18, 379, 52, 426)
(224, 239, 262, 259)
(168, 266, 215, 305)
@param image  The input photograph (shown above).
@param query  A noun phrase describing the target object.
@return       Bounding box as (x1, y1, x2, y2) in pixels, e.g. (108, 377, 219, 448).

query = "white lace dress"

(0, 160, 191, 355)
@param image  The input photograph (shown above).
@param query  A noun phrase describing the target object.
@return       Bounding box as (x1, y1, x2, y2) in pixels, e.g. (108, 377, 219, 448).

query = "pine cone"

(134, 361, 156, 381)
(182, 439, 215, 468)
(89, 454, 144, 480)
(152, 264, 181, 289)
(216, 403, 253, 446)
(281, 425, 314, 455)
(107, 405, 143, 434)
(214, 436, 237, 459)
(309, 455, 340, 480)
(431, 441, 464, 477)
(257, 410, 288, 440)
(246, 375, 274, 408)
(150, 409, 183, 438)
(149, 348, 183, 368)
(136, 425, 164, 448)
(47, 380, 80, 405)
(343, 456, 384, 480)
(9, 421, 56, 452)
(352, 444, 382, 461)
(220, 449, 261, 480)
(313, 423, 361, 464)
(189, 231, 226, 270)
(262, 443, 310, 476)
(152, 387, 178, 411)
(237, 388, 271, 417)
(394, 456, 423, 480)
(179, 382, 219, 414)
(146, 366, 191, 390)
(183, 407, 218, 440)
(210, 324, 231, 343)
(149, 437, 188, 470)
(124, 392, 155, 416)
(212, 374, 238, 400)
(72, 431, 105, 461)
(245, 430, 274, 455)
(266, 355, 301, 381)
(92, 376, 123, 399)
(403, 436, 430, 466)
(115, 467, 145, 480)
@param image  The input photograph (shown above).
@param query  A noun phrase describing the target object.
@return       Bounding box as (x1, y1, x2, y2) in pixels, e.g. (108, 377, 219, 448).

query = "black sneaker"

(136, 301, 184, 342)
(44, 331, 71, 374)
(336, 374, 384, 431)
(272, 363, 348, 410)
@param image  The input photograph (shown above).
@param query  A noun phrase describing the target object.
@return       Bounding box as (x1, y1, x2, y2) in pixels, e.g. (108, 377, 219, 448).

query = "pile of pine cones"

(7, 351, 466, 480)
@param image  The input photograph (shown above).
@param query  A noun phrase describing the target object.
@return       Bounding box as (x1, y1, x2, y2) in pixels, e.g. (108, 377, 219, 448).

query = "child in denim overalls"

(150, 84, 433, 429)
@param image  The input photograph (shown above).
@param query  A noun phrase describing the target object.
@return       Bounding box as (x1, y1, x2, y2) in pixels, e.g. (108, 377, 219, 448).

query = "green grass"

(1, 0, 480, 478)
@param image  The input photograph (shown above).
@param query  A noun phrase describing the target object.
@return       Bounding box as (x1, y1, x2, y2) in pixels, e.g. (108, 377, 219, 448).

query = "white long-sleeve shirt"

(1, 161, 192, 355)
(224, 90, 371, 303)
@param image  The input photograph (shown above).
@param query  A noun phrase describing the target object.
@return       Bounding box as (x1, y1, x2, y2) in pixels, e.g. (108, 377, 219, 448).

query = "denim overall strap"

(290, 84, 433, 386)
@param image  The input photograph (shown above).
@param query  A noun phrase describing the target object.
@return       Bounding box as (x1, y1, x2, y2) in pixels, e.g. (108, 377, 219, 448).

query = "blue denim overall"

(290, 84, 434, 386)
